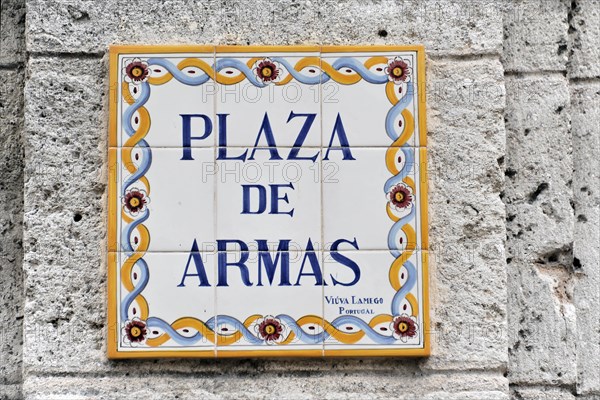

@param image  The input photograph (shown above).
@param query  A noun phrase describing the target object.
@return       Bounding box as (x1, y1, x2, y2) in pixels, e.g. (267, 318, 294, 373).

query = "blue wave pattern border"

(119, 55, 418, 347)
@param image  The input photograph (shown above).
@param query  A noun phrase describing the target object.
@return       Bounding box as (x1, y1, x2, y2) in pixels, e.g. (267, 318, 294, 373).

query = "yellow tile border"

(417, 48, 427, 147)
(107, 252, 118, 358)
(420, 148, 430, 249)
(107, 149, 117, 252)
(107, 45, 429, 359)
(216, 45, 320, 53)
(109, 44, 425, 53)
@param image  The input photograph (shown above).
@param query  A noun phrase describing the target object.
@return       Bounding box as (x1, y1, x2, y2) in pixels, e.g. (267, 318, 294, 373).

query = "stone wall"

(503, 0, 600, 398)
(0, 1, 597, 399)
(0, 0, 25, 397)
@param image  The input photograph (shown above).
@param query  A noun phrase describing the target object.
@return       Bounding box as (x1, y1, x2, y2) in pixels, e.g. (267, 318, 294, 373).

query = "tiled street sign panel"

(108, 45, 429, 358)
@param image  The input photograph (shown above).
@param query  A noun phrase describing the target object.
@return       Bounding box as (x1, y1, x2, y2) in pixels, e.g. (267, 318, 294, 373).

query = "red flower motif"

(392, 315, 417, 340)
(386, 58, 410, 83)
(124, 59, 150, 83)
(124, 319, 147, 343)
(258, 317, 283, 342)
(255, 59, 280, 82)
(387, 183, 413, 211)
(124, 188, 148, 214)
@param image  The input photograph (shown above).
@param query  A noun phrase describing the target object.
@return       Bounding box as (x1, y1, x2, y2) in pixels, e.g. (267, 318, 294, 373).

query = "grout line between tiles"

(110, 146, 429, 149)
(108, 249, 429, 254)
(212, 46, 218, 357)
(319, 53, 325, 357)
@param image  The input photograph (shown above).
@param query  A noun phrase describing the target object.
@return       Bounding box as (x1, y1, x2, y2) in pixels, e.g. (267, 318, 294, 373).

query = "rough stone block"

(505, 75, 572, 263)
(511, 387, 577, 400)
(505, 74, 577, 385)
(569, 0, 600, 78)
(25, 0, 503, 56)
(422, 393, 509, 400)
(507, 263, 577, 385)
(22, 55, 112, 374)
(0, 0, 25, 65)
(422, 58, 508, 370)
(571, 82, 600, 395)
(0, 384, 22, 400)
(0, 69, 24, 388)
(315, 0, 503, 56)
(503, 0, 570, 72)
(23, 372, 507, 399)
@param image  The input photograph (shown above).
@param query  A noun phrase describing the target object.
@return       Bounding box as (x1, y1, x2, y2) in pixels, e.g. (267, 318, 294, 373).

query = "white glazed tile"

(215, 250, 324, 353)
(323, 250, 425, 351)
(119, 55, 215, 148)
(215, 52, 321, 147)
(323, 147, 425, 252)
(118, 147, 216, 253)
(321, 52, 421, 147)
(117, 251, 216, 352)
(216, 148, 322, 251)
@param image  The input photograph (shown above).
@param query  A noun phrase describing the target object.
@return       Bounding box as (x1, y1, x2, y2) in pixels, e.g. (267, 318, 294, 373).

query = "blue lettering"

(287, 111, 319, 162)
(256, 239, 291, 286)
(324, 113, 355, 160)
(180, 114, 212, 160)
(177, 239, 211, 287)
(217, 114, 248, 160)
(241, 184, 267, 214)
(248, 112, 282, 160)
(329, 238, 361, 286)
(269, 182, 295, 217)
(294, 239, 323, 286)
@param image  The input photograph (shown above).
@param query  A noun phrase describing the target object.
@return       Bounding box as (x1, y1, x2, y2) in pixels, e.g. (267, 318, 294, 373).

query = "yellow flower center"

(130, 326, 141, 337)
(392, 67, 403, 77)
(131, 66, 143, 77)
(265, 324, 276, 335)
(129, 197, 140, 207)
(262, 67, 272, 77)
(394, 192, 405, 202)
(398, 322, 408, 333)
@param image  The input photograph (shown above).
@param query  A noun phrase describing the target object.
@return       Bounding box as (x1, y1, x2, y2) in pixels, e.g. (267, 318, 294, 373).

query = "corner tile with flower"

(385, 57, 411, 84)
(385, 56, 413, 103)
(122, 317, 148, 347)
(123, 58, 151, 84)
(391, 314, 418, 343)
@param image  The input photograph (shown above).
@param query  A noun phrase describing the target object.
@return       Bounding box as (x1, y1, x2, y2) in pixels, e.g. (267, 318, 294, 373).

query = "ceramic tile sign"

(107, 45, 429, 358)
